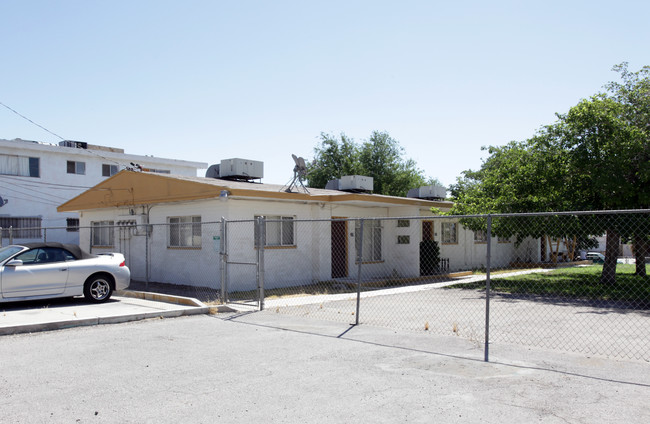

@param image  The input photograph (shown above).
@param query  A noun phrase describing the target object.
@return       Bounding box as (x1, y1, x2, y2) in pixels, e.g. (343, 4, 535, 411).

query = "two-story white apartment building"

(0, 138, 207, 244)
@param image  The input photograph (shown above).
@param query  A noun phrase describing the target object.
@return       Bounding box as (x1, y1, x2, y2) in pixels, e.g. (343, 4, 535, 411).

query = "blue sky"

(2, 0, 648, 187)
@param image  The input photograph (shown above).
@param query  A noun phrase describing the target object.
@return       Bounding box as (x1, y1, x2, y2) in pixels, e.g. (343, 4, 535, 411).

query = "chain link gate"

(220, 217, 265, 309)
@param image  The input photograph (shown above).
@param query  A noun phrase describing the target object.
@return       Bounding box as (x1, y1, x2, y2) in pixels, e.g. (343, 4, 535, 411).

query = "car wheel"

(83, 274, 114, 303)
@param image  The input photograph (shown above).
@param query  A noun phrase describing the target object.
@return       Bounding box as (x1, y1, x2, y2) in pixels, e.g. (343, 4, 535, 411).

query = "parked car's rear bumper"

(113, 266, 131, 291)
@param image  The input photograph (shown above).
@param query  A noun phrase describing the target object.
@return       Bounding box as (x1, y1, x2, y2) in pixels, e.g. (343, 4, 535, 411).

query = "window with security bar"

(0, 217, 42, 238)
(355, 219, 382, 262)
(66, 218, 80, 232)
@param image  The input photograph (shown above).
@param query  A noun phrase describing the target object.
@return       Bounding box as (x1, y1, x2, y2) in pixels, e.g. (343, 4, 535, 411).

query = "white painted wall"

(435, 220, 540, 272)
(76, 196, 535, 291)
(0, 139, 206, 244)
(78, 198, 439, 288)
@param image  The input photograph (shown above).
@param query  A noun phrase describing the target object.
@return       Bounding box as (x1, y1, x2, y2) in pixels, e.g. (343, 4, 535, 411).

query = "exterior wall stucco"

(77, 198, 447, 289)
(76, 196, 541, 292)
(435, 220, 541, 272)
(0, 139, 206, 244)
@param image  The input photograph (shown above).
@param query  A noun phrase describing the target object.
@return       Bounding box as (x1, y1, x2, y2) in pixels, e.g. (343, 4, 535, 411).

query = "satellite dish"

(282, 154, 309, 193)
(0, 196, 7, 207)
(292, 154, 307, 176)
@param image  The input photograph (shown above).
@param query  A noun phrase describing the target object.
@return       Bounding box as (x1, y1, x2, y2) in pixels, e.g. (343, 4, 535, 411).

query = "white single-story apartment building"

(58, 170, 539, 290)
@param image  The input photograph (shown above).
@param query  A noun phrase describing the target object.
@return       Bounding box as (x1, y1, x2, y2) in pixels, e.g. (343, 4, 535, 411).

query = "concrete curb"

(117, 290, 208, 307)
(0, 291, 240, 336)
(117, 290, 242, 313)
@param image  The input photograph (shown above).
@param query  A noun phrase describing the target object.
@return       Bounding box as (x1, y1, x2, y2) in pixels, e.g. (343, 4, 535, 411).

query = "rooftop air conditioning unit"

(339, 175, 373, 192)
(59, 140, 88, 149)
(407, 185, 447, 200)
(324, 179, 340, 190)
(219, 158, 263, 180)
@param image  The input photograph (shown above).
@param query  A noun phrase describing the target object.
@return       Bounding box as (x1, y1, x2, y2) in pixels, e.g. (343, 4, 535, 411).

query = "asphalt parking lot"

(0, 291, 213, 335)
(1, 312, 649, 423)
(2, 288, 649, 423)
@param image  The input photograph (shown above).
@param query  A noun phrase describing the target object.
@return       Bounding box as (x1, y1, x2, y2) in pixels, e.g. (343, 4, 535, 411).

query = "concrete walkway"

(264, 267, 553, 308)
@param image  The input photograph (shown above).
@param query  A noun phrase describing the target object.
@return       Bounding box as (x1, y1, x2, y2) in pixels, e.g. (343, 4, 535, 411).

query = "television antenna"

(282, 154, 309, 193)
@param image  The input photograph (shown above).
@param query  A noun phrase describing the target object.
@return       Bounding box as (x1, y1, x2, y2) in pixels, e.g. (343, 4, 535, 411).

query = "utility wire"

(1, 100, 167, 174)
(0, 182, 70, 202)
(1, 100, 124, 167)
(0, 179, 72, 200)
(3, 193, 60, 207)
(0, 100, 66, 141)
(0, 175, 95, 190)
(0, 183, 70, 204)
(0, 188, 62, 207)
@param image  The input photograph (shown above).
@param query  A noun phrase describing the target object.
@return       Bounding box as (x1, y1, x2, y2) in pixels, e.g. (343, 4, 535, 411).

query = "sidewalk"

(264, 267, 553, 308)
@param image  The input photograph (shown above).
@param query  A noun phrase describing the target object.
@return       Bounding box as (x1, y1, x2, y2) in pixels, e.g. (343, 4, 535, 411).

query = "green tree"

(604, 63, 650, 276)
(448, 135, 594, 263)
(450, 63, 650, 283)
(307, 131, 432, 197)
(305, 132, 360, 189)
(557, 96, 648, 281)
(449, 135, 571, 216)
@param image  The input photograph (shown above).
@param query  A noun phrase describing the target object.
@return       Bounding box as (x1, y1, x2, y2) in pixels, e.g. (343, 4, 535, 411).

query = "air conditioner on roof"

(407, 185, 447, 200)
(339, 175, 373, 192)
(219, 158, 264, 179)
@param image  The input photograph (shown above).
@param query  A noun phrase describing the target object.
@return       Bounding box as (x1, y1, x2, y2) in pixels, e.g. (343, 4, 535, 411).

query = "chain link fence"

(3, 210, 649, 361)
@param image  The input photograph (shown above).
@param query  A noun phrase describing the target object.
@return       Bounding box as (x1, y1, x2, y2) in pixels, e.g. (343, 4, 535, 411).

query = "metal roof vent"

(205, 164, 220, 178)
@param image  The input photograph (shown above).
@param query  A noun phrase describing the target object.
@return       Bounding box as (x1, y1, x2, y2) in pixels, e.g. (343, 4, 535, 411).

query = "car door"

(1, 248, 70, 298)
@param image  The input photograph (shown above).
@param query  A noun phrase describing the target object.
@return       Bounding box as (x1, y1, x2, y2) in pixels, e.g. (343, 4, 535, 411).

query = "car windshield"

(0, 245, 25, 263)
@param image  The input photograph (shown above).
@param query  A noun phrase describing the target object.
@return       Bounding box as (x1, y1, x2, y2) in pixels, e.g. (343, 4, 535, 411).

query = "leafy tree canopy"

(451, 63, 650, 216)
(307, 131, 439, 197)
(449, 63, 650, 281)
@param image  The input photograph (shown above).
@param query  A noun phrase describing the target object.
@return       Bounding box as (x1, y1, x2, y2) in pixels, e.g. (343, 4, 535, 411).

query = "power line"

(0, 182, 70, 203)
(1, 100, 123, 167)
(0, 101, 66, 141)
(0, 189, 62, 207)
(0, 175, 94, 190)
(0, 182, 70, 201)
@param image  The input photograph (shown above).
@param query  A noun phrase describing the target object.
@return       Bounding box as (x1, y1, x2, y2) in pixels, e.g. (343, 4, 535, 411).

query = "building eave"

(58, 171, 453, 212)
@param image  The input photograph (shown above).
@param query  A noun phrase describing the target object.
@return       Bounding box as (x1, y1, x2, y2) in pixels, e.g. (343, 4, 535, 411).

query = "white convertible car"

(0, 242, 130, 303)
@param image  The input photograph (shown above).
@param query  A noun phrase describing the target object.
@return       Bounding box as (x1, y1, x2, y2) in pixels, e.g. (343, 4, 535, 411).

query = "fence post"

(355, 218, 364, 325)
(0, 226, 3, 247)
(145, 222, 150, 289)
(484, 214, 492, 362)
(9, 226, 13, 244)
(43, 227, 47, 243)
(220, 217, 228, 303)
(257, 216, 266, 311)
